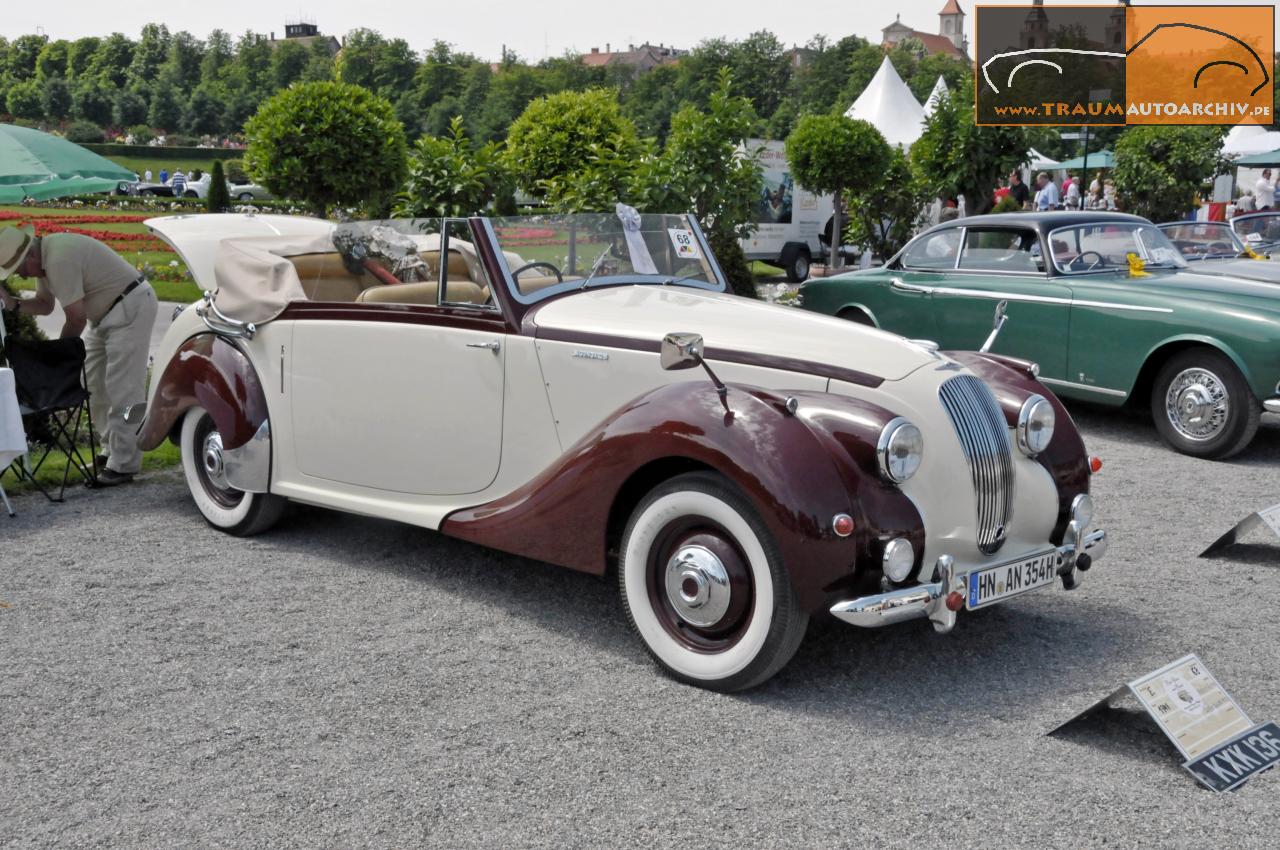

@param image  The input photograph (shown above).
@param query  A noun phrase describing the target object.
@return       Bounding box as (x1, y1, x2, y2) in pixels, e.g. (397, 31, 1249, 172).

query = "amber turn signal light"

(1089, 456, 1103, 474)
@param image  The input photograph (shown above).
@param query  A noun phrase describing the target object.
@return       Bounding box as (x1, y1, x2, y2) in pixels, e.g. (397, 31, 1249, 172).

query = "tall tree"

(35, 40, 70, 82)
(201, 29, 233, 85)
(270, 40, 310, 90)
(147, 78, 182, 131)
(71, 78, 114, 125)
(9, 34, 49, 81)
(88, 33, 134, 88)
(164, 31, 205, 91)
(1111, 126, 1226, 221)
(66, 37, 101, 80)
(39, 76, 72, 120)
(128, 23, 171, 91)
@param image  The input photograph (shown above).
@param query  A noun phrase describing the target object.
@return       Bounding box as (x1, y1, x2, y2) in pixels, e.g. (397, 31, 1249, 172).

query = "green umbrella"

(1232, 149, 1280, 167)
(0, 123, 136, 203)
(1053, 149, 1115, 171)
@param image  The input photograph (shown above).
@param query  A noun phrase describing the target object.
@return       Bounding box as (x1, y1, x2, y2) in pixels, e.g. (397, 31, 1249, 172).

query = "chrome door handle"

(466, 340, 501, 351)
(890, 277, 931, 294)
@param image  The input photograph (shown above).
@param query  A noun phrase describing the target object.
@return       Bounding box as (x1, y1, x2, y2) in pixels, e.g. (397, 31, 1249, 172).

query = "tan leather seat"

(287, 253, 368, 302)
(356, 280, 487, 306)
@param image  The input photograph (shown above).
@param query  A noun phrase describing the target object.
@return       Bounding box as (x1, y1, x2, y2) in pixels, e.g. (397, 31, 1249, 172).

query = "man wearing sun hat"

(0, 224, 157, 486)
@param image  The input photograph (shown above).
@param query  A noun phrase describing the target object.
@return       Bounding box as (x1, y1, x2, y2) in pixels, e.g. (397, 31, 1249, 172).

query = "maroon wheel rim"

(645, 516, 755, 653)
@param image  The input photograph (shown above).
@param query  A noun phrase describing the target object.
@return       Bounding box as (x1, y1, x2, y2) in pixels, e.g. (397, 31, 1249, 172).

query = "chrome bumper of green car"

(1265, 399, 1280, 414)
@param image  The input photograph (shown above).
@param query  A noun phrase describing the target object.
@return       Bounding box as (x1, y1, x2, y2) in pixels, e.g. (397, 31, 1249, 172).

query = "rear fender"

(137, 334, 271, 490)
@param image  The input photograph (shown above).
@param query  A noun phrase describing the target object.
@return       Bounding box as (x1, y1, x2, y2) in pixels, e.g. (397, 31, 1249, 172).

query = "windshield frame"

(1047, 222, 1188, 275)
(480, 214, 728, 306)
(1230, 212, 1280, 248)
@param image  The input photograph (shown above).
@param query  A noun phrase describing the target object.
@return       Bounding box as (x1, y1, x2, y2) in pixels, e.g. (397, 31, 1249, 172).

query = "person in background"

(1235, 190, 1256, 214)
(1254, 169, 1277, 210)
(993, 179, 1011, 205)
(170, 169, 188, 196)
(143, 169, 153, 184)
(1064, 174, 1081, 210)
(159, 168, 169, 185)
(0, 226, 158, 486)
(1103, 180, 1118, 211)
(1034, 172, 1060, 211)
(1008, 171, 1030, 209)
(1085, 184, 1105, 210)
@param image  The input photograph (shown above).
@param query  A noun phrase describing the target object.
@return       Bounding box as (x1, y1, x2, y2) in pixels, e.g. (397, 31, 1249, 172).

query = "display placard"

(1184, 721, 1280, 792)
(668, 228, 702, 260)
(1200, 502, 1280, 556)
(1127, 655, 1253, 760)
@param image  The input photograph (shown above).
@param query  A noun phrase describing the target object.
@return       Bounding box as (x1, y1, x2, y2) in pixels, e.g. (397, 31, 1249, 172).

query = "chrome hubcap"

(1166, 368, 1229, 442)
(665, 545, 731, 628)
(202, 431, 229, 490)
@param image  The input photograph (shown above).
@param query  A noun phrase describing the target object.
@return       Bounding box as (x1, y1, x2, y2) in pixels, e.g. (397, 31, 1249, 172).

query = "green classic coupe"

(800, 212, 1280, 459)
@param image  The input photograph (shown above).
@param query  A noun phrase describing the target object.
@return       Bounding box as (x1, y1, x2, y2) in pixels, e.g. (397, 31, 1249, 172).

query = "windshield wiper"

(578, 245, 614, 291)
(663, 267, 710, 286)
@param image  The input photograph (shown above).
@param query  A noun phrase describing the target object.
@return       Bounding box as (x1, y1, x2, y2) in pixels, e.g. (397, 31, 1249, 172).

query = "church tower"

(1021, 0, 1050, 50)
(938, 0, 967, 53)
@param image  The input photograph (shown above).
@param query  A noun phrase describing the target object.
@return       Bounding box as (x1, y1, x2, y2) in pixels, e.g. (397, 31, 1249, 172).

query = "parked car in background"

(799, 212, 1280, 459)
(185, 172, 275, 202)
(1231, 211, 1280, 254)
(1157, 221, 1280, 285)
(115, 180, 176, 197)
(136, 211, 1107, 691)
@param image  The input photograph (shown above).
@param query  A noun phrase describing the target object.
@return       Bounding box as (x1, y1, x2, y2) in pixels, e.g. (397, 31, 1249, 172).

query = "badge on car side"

(572, 350, 609, 361)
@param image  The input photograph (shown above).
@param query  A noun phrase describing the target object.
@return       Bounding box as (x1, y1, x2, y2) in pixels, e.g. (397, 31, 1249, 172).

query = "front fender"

(441, 381, 922, 612)
(137, 334, 268, 454)
(1138, 333, 1269, 400)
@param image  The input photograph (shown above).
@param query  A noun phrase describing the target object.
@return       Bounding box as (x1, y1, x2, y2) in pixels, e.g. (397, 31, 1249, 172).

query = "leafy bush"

(122, 127, 155, 146)
(1, 281, 47, 348)
(394, 116, 510, 218)
(244, 81, 408, 218)
(505, 88, 641, 196)
(845, 146, 930, 260)
(222, 158, 248, 184)
(1112, 126, 1226, 222)
(206, 160, 231, 213)
(990, 194, 1023, 214)
(707, 229, 757, 300)
(65, 120, 105, 144)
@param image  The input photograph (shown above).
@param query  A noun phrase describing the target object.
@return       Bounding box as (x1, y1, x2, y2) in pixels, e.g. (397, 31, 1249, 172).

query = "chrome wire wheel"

(1164, 367, 1229, 442)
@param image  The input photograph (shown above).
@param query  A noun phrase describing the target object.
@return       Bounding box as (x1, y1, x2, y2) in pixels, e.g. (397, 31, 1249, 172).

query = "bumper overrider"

(829, 499, 1107, 633)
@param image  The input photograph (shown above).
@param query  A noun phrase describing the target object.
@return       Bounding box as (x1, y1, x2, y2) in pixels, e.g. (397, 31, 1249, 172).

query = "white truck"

(739, 139, 835, 282)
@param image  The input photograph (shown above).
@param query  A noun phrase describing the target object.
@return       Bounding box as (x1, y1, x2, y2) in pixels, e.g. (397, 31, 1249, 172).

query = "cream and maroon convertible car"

(138, 211, 1108, 691)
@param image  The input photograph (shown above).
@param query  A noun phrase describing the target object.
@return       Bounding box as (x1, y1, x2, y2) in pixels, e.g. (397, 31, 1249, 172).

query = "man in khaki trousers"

(0, 224, 158, 486)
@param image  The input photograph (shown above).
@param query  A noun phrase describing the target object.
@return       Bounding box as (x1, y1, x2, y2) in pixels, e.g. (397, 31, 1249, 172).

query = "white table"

(0, 367, 26, 516)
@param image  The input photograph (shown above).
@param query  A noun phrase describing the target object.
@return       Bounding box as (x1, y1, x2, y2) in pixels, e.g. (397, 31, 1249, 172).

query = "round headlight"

(882, 538, 915, 582)
(878, 419, 924, 483)
(1072, 493, 1094, 530)
(1017, 395, 1056, 456)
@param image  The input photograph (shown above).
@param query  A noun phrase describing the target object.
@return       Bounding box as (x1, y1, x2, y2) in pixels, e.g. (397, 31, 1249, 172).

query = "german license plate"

(966, 550, 1060, 610)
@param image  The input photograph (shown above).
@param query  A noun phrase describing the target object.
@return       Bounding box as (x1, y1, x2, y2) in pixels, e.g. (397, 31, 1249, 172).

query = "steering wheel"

(1203, 242, 1234, 255)
(1068, 250, 1106, 271)
(511, 261, 563, 283)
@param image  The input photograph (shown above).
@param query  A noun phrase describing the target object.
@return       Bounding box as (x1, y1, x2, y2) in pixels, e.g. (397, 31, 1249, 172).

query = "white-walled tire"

(618, 472, 808, 692)
(180, 406, 286, 535)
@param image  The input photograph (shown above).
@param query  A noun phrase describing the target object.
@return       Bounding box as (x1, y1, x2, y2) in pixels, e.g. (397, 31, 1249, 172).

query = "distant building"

(267, 20, 341, 56)
(786, 46, 817, 69)
(881, 0, 969, 60)
(581, 42, 685, 73)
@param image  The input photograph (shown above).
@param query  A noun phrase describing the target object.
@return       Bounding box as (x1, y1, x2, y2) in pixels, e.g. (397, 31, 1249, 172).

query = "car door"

(924, 226, 1071, 380)
(870, 227, 963, 340)
(288, 220, 507, 496)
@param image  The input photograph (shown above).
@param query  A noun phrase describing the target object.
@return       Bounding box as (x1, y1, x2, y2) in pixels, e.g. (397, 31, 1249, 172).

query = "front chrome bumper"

(829, 526, 1107, 634)
(1264, 398, 1280, 414)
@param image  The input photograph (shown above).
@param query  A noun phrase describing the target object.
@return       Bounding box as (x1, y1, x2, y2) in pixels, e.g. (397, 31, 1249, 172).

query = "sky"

(7, 0, 1255, 64)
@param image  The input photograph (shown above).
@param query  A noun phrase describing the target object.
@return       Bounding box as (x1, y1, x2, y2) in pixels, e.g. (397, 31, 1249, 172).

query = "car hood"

(1122, 268, 1280, 308)
(529, 285, 938, 382)
(1182, 257, 1280, 284)
(147, 213, 334, 294)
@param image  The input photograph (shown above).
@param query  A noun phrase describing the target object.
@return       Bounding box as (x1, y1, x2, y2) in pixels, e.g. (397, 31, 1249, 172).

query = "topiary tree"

(244, 81, 408, 218)
(1111, 126, 1226, 222)
(206, 159, 231, 213)
(786, 113, 892, 269)
(504, 88, 641, 197)
(845, 146, 930, 262)
(394, 116, 510, 218)
(222, 157, 248, 184)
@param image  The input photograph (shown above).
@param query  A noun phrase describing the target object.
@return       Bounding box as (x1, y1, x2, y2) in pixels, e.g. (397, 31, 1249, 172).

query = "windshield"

(487, 213, 725, 303)
(1232, 214, 1280, 247)
(1049, 223, 1188, 274)
(1159, 222, 1245, 260)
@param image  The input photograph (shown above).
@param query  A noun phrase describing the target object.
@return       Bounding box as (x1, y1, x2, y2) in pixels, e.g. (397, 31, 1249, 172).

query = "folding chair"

(1, 335, 99, 501)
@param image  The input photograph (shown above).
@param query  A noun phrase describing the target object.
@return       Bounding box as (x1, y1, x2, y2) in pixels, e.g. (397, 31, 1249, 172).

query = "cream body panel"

(289, 320, 504, 496)
(535, 339, 827, 449)
(531, 286, 935, 382)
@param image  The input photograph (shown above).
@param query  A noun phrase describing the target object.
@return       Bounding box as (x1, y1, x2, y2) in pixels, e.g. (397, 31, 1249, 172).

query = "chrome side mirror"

(980, 300, 1009, 353)
(660, 332, 704, 371)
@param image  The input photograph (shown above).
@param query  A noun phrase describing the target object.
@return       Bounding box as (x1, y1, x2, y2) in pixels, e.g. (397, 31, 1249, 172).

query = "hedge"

(81, 143, 245, 161)
(19, 195, 307, 213)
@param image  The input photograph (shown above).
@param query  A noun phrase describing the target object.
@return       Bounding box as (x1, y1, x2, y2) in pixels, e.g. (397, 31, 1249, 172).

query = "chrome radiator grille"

(938, 375, 1016, 554)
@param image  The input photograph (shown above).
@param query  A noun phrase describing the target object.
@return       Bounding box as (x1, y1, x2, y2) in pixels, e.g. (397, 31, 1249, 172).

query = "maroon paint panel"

(137, 334, 268, 452)
(278, 301, 508, 334)
(948, 351, 1091, 543)
(441, 381, 923, 613)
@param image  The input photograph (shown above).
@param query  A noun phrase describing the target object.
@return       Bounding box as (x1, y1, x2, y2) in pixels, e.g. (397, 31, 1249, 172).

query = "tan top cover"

(211, 233, 333, 325)
(39, 233, 139, 324)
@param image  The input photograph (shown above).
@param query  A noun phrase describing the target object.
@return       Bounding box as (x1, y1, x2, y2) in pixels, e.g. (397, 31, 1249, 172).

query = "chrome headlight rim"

(877, 417, 924, 484)
(1071, 492, 1094, 531)
(1016, 395, 1056, 457)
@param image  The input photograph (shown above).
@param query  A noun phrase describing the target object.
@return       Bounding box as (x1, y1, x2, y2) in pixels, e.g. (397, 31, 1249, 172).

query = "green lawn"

(105, 154, 234, 181)
(0, 436, 181, 496)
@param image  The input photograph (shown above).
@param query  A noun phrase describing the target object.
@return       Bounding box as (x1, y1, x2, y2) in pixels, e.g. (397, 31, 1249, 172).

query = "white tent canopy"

(1026, 148, 1061, 170)
(1222, 124, 1280, 157)
(922, 75, 949, 117)
(845, 56, 926, 149)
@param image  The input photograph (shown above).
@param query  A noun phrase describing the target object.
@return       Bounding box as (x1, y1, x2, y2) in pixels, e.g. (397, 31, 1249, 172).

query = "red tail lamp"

(1089, 456, 1103, 474)
(945, 591, 965, 612)
(832, 513, 855, 537)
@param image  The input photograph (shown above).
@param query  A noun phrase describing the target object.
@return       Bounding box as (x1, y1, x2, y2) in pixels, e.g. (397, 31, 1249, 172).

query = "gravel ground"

(2, 407, 1278, 848)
